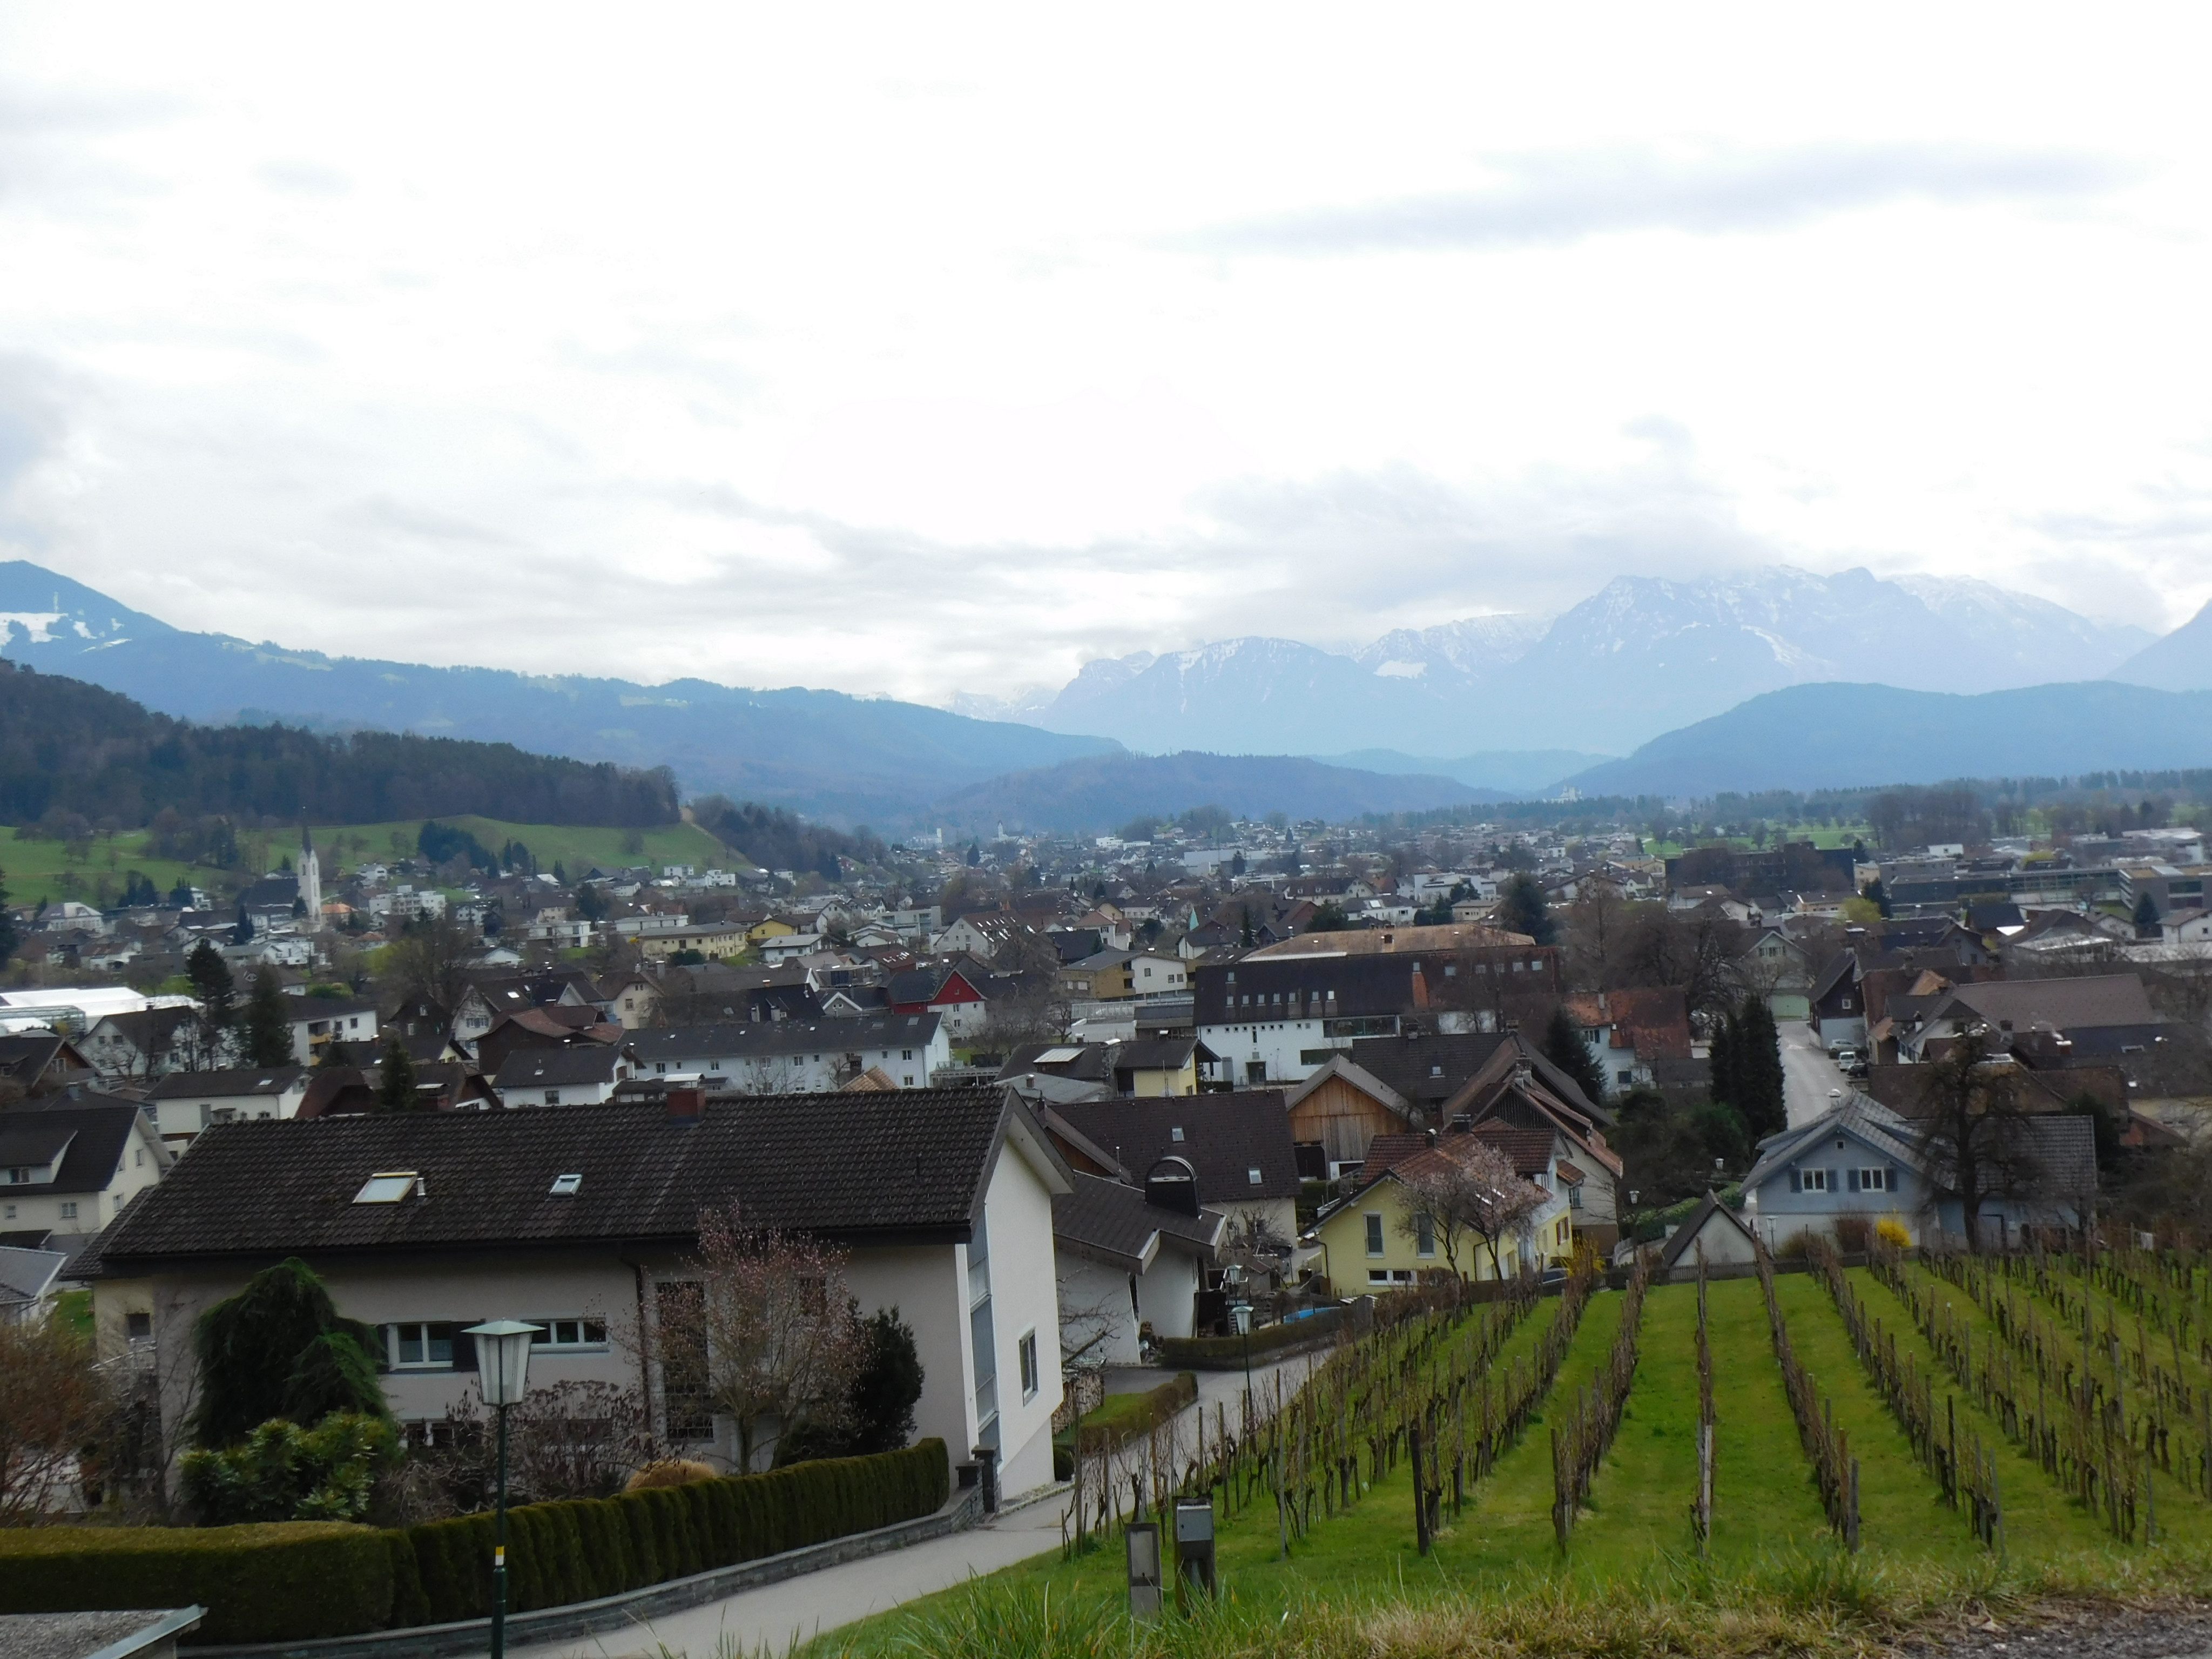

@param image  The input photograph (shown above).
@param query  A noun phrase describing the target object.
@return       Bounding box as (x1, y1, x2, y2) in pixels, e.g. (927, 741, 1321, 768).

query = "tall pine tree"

(186, 940, 237, 1036)
(1540, 1003, 1608, 1107)
(1708, 1004, 1741, 1120)
(376, 1037, 418, 1112)
(1734, 994, 1788, 1141)
(241, 969, 295, 1068)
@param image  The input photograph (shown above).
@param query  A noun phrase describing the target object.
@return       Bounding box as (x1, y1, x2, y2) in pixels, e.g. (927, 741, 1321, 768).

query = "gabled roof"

(1361, 1131, 1430, 1174)
(1051, 1091, 1300, 1204)
(1053, 1171, 1224, 1273)
(145, 1067, 308, 1101)
(0, 1244, 67, 1306)
(491, 1047, 630, 1089)
(1741, 1090, 2099, 1202)
(86, 1086, 1068, 1272)
(1282, 1054, 1413, 1120)
(1656, 1191, 1759, 1271)
(1466, 1122, 1556, 1177)
(0, 1033, 91, 1089)
(1348, 1031, 1513, 1111)
(1937, 974, 2159, 1036)
(630, 1013, 942, 1064)
(0, 1100, 160, 1194)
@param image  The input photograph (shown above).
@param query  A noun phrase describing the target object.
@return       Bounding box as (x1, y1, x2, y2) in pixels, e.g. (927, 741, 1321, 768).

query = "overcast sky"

(2, 5, 2208, 705)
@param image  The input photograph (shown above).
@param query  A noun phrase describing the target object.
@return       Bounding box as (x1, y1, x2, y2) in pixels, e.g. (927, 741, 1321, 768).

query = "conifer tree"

(377, 1036, 418, 1112)
(241, 969, 295, 1067)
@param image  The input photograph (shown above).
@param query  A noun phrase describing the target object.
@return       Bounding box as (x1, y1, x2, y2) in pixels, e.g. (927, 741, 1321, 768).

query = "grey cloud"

(1174, 143, 2135, 255)
(339, 496, 519, 547)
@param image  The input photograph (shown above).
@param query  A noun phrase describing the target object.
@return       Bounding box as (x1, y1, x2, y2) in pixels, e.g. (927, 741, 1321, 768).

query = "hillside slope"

(0, 562, 1115, 824)
(1566, 681, 2212, 797)
(2110, 599, 2212, 692)
(0, 663, 678, 828)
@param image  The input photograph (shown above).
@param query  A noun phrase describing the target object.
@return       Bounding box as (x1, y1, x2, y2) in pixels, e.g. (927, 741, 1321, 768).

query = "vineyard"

(822, 1242, 2212, 1657)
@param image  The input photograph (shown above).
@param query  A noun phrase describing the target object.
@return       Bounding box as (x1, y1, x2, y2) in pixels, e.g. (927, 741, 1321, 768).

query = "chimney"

(1410, 963, 1430, 1010)
(1144, 1155, 1200, 1217)
(1425, 1128, 1439, 1147)
(666, 1085, 706, 1124)
(1451, 1113, 1473, 1134)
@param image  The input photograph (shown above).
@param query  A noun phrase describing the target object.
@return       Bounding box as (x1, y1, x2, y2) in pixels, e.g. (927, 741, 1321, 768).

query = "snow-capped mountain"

(984, 567, 2153, 755)
(1354, 613, 1547, 680)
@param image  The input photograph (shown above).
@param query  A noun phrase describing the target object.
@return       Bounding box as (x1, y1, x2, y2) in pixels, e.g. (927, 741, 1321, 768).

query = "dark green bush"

(0, 1522, 391, 1644)
(404, 1438, 949, 1626)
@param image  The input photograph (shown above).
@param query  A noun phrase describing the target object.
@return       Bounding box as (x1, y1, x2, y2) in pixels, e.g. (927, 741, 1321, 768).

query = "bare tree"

(1396, 1140, 1549, 1280)
(1913, 1026, 2040, 1252)
(377, 914, 482, 1017)
(656, 1206, 863, 1471)
(0, 1314, 106, 1522)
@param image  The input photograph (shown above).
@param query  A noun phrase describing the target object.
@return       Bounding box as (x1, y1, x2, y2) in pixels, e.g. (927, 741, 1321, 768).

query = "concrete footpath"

(514, 1350, 1325, 1659)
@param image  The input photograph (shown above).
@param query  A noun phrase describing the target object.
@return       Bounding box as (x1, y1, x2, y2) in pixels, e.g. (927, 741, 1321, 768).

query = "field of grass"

(1645, 824, 1872, 859)
(807, 1267, 2212, 1659)
(0, 815, 747, 909)
(306, 816, 745, 878)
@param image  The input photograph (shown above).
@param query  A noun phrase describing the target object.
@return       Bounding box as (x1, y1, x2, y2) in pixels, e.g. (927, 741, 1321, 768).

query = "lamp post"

(465, 1320, 542, 1659)
(1220, 1264, 1252, 1433)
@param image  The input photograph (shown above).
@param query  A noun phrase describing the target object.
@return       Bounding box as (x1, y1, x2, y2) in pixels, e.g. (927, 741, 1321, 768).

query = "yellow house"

(1312, 1144, 1567, 1294)
(745, 918, 799, 945)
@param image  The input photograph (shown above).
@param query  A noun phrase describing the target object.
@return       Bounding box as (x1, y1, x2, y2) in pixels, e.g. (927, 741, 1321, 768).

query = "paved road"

(516, 1350, 1325, 1659)
(1780, 1020, 1849, 1127)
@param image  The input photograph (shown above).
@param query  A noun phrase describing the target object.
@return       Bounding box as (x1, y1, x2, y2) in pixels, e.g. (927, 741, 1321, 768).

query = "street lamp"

(1220, 1264, 1254, 1433)
(466, 1320, 542, 1659)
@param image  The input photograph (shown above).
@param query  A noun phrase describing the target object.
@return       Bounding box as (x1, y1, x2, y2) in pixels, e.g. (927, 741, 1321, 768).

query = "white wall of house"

(1, 1119, 166, 1236)
(975, 1136, 1065, 1499)
(1057, 1249, 1201, 1369)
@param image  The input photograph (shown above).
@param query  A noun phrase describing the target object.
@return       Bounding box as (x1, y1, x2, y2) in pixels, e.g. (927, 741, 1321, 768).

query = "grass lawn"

(803, 1274, 2212, 1659)
(1057, 1375, 1196, 1449)
(0, 828, 205, 907)
(1847, 1266, 2119, 1555)
(306, 816, 744, 878)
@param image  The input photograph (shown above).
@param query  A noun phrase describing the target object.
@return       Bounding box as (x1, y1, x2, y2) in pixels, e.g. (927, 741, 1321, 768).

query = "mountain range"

(1, 558, 2200, 825)
(0, 563, 1114, 827)
(1567, 680, 2212, 798)
(960, 567, 2153, 757)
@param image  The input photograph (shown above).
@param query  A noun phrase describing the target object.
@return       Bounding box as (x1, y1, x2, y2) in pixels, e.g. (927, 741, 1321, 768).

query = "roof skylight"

(550, 1172, 583, 1196)
(354, 1171, 419, 1204)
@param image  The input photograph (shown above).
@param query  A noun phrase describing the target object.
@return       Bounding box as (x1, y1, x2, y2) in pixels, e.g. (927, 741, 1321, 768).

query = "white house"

(85, 1086, 1073, 1498)
(1053, 1168, 1223, 1367)
(0, 1100, 171, 1238)
(143, 1067, 311, 1150)
(490, 1046, 636, 1107)
(628, 1014, 952, 1092)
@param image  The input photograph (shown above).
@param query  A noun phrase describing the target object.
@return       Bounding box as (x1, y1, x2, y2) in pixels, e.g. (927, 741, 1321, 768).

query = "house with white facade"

(1053, 1165, 1223, 1367)
(143, 1067, 311, 1150)
(628, 1013, 951, 1092)
(0, 1099, 171, 1239)
(83, 1085, 1072, 1496)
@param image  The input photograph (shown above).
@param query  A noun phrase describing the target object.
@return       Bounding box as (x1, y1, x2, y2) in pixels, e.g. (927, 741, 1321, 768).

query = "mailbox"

(1173, 1496, 1216, 1598)
(1125, 1521, 1162, 1620)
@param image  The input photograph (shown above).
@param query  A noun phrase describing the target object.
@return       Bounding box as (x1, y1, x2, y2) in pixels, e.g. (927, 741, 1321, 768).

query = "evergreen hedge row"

(401, 1437, 949, 1625)
(0, 1440, 948, 1642)
(0, 1521, 392, 1644)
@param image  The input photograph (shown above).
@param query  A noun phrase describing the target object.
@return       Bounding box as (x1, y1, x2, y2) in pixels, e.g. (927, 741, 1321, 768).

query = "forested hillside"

(0, 663, 679, 829)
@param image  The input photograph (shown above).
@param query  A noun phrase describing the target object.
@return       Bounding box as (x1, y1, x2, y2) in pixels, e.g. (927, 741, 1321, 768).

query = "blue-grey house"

(1741, 1091, 2096, 1249)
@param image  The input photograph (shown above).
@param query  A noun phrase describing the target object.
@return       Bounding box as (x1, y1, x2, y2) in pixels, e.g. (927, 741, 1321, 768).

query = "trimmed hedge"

(1156, 1307, 1344, 1368)
(403, 1437, 950, 1624)
(0, 1521, 393, 1644)
(0, 1440, 948, 1643)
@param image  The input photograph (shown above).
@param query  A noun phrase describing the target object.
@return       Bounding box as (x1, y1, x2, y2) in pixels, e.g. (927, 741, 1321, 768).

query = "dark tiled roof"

(91, 1087, 1044, 1271)
(1051, 1091, 1299, 1204)
(1001, 1042, 1111, 1083)
(491, 1047, 629, 1089)
(631, 1014, 941, 1064)
(1943, 975, 2159, 1034)
(145, 1067, 307, 1100)
(1053, 1171, 1223, 1271)
(1351, 1032, 1511, 1110)
(0, 1101, 149, 1196)
(0, 1034, 80, 1087)
(1361, 1131, 1429, 1174)
(1466, 1122, 1556, 1177)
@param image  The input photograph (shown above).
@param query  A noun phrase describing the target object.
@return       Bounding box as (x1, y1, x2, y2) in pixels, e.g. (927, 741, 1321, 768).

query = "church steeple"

(296, 815, 322, 927)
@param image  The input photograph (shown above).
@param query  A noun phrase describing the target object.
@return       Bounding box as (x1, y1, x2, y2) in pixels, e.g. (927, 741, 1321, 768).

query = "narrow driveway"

(516, 1348, 1326, 1659)
(1780, 1021, 1847, 1127)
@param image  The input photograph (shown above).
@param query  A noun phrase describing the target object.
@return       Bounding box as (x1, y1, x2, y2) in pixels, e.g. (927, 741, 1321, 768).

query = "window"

(1856, 1168, 1891, 1192)
(126, 1311, 152, 1340)
(1568, 1183, 1583, 1211)
(1414, 1213, 1435, 1257)
(549, 1172, 583, 1195)
(1797, 1168, 1830, 1193)
(60, 1202, 77, 1220)
(532, 1318, 608, 1350)
(382, 1322, 458, 1368)
(1017, 1330, 1039, 1402)
(902, 1049, 913, 1061)
(135, 1149, 145, 1167)
(1, 1205, 11, 1220)
(354, 1171, 418, 1204)
(1170, 1125, 1185, 1141)
(1365, 1212, 1385, 1256)
(543, 1090, 562, 1106)
(1247, 1168, 1263, 1185)
(1368, 1269, 1392, 1284)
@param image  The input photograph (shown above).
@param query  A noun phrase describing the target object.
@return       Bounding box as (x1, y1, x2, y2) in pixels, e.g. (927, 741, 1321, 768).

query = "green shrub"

(1058, 1373, 1197, 1456)
(382, 1529, 432, 1628)
(403, 1438, 949, 1626)
(0, 1522, 391, 1644)
(179, 1412, 398, 1525)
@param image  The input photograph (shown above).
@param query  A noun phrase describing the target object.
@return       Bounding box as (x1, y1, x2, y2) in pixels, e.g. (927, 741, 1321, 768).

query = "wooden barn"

(1283, 1056, 1418, 1179)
